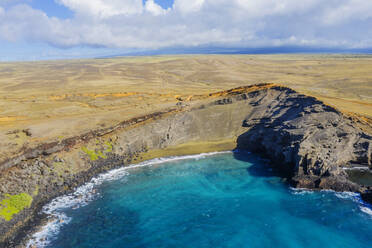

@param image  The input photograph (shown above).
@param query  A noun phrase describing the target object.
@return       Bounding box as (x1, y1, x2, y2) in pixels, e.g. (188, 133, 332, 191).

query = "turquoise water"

(31, 152, 372, 248)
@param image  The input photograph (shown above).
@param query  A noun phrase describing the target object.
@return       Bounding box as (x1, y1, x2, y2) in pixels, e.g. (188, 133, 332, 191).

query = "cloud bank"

(0, 0, 371, 50)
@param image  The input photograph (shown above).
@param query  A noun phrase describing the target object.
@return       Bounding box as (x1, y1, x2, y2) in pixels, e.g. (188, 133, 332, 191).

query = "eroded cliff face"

(236, 87, 371, 191)
(0, 85, 371, 247)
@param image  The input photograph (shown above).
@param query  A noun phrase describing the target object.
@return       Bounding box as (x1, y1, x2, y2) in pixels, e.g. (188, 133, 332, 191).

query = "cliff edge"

(0, 84, 371, 247)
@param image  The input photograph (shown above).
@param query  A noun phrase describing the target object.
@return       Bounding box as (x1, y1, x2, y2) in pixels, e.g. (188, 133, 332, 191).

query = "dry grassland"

(1, 54, 371, 160)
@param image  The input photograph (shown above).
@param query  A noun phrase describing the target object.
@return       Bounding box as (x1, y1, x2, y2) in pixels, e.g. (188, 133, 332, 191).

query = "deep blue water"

(32, 152, 372, 248)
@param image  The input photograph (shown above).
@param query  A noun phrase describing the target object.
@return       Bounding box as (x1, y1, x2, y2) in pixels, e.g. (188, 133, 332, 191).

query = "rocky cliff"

(0, 84, 371, 247)
(236, 87, 371, 191)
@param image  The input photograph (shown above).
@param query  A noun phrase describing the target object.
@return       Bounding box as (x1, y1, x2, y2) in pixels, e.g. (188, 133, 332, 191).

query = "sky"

(0, 0, 372, 61)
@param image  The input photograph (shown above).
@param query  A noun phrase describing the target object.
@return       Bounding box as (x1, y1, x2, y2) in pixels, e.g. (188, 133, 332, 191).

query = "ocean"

(28, 151, 372, 248)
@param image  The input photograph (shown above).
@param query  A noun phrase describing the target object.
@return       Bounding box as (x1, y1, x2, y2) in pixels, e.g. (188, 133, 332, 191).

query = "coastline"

(25, 150, 372, 248)
(1, 84, 372, 247)
(16, 140, 236, 248)
(24, 149, 235, 248)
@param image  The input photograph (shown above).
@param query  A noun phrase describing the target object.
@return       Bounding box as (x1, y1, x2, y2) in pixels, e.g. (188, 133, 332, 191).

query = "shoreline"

(24, 149, 235, 248)
(18, 140, 236, 247)
(25, 150, 372, 248)
(1, 85, 372, 247)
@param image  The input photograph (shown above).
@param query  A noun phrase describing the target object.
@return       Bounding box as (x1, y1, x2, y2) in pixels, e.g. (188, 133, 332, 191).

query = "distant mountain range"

(97, 46, 372, 58)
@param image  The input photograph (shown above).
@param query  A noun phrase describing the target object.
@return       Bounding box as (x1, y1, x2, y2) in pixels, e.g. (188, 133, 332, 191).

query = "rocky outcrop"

(0, 84, 371, 247)
(236, 87, 371, 192)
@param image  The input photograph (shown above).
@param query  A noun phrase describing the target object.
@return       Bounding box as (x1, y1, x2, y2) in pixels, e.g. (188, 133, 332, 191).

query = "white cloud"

(234, 0, 322, 16)
(322, 0, 372, 25)
(0, 0, 371, 51)
(145, 0, 169, 16)
(57, 0, 143, 18)
(174, 0, 205, 13)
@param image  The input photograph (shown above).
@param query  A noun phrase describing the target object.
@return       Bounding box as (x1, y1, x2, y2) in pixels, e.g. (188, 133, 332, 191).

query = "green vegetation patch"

(82, 147, 107, 161)
(81, 141, 113, 161)
(104, 141, 113, 153)
(0, 193, 33, 221)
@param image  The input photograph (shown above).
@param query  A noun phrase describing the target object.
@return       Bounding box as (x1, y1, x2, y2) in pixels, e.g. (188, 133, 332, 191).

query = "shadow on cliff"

(232, 91, 331, 180)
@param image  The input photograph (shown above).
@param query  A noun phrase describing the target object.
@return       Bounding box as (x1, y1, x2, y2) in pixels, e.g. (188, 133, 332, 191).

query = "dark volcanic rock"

(237, 87, 372, 193)
(1, 85, 372, 247)
(361, 190, 372, 203)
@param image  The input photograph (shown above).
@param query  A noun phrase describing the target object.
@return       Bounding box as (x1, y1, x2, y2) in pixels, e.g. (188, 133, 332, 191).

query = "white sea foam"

(290, 187, 372, 220)
(26, 151, 231, 248)
(27, 214, 71, 248)
(291, 187, 361, 200)
(290, 187, 315, 195)
(334, 191, 360, 201)
(131, 151, 232, 168)
(342, 166, 370, 171)
(292, 187, 362, 201)
(360, 206, 372, 218)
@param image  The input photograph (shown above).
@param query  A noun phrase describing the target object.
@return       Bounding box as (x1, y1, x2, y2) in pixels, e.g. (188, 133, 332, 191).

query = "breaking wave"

(26, 151, 232, 248)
